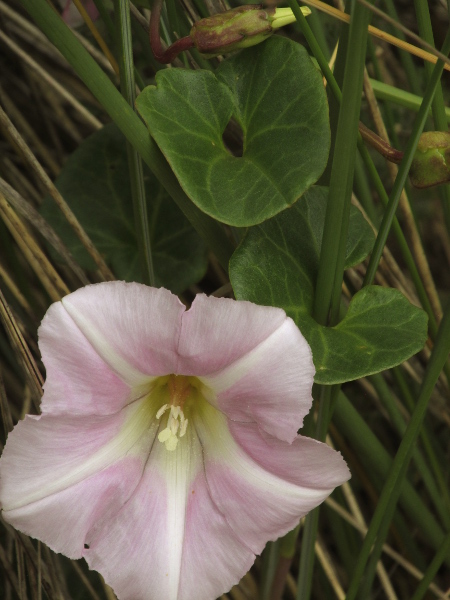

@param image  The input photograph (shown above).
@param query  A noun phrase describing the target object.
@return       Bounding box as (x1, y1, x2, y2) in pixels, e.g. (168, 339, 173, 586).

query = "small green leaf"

(41, 124, 207, 293)
(309, 287, 428, 383)
(136, 36, 330, 226)
(230, 186, 427, 384)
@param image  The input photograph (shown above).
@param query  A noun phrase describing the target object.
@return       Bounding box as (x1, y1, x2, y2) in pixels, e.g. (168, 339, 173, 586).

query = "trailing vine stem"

(149, 0, 194, 63)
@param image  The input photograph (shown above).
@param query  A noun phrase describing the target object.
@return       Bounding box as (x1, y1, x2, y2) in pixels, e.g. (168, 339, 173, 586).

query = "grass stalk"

(363, 27, 450, 286)
(345, 299, 450, 598)
(114, 0, 155, 286)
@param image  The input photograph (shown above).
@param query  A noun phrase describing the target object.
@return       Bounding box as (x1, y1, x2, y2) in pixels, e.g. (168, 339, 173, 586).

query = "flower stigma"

(156, 375, 193, 451)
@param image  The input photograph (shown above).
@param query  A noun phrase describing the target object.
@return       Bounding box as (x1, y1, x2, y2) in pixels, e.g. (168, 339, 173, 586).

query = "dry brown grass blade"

(0, 177, 90, 287)
(0, 104, 114, 282)
(0, 370, 14, 436)
(0, 30, 103, 129)
(0, 85, 60, 177)
(69, 0, 120, 74)
(70, 561, 104, 600)
(362, 71, 443, 323)
(340, 479, 398, 599)
(1, 521, 62, 600)
(300, 0, 450, 72)
(349, 194, 420, 305)
(0, 0, 116, 78)
(325, 497, 448, 599)
(0, 540, 22, 599)
(16, 538, 26, 599)
(314, 538, 345, 600)
(0, 192, 70, 301)
(0, 286, 43, 408)
(0, 259, 34, 318)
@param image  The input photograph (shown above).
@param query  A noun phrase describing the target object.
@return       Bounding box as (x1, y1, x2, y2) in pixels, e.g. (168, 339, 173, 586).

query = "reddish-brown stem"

(149, 0, 194, 63)
(359, 121, 404, 164)
(269, 555, 293, 600)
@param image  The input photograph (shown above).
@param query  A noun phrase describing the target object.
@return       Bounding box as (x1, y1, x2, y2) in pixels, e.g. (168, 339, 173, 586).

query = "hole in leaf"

(84, 544, 90, 549)
(222, 118, 244, 158)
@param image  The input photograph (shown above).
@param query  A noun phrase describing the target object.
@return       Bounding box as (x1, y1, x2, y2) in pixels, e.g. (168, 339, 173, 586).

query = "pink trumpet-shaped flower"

(60, 0, 99, 28)
(0, 282, 349, 600)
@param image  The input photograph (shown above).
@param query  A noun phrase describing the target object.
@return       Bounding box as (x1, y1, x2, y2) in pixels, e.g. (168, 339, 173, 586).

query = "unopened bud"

(190, 4, 310, 56)
(410, 131, 450, 189)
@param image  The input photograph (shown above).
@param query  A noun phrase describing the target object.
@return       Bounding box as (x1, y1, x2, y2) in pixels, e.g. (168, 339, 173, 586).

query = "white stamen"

(169, 413, 179, 435)
(171, 406, 181, 419)
(156, 403, 188, 452)
(165, 436, 179, 451)
(179, 416, 188, 438)
(156, 404, 169, 419)
(158, 428, 172, 443)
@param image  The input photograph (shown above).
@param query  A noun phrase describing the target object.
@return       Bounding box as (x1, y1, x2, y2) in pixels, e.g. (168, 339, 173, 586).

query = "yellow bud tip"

(271, 6, 311, 30)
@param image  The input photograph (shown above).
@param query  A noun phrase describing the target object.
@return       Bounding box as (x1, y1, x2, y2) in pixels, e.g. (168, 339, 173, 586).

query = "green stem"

(260, 540, 280, 600)
(292, 3, 372, 596)
(413, 0, 450, 234)
(296, 384, 337, 599)
(115, 0, 155, 286)
(369, 78, 450, 120)
(370, 373, 450, 528)
(296, 508, 319, 600)
(363, 27, 450, 287)
(288, 0, 441, 343)
(292, 0, 373, 326)
(410, 531, 450, 600)
(392, 366, 450, 509)
(18, 0, 234, 271)
(287, 0, 341, 104)
(333, 393, 448, 561)
(381, 0, 422, 95)
(92, 0, 115, 32)
(345, 299, 450, 599)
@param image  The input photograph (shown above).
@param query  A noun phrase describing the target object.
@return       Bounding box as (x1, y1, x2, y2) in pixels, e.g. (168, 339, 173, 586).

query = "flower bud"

(190, 4, 310, 56)
(410, 131, 450, 189)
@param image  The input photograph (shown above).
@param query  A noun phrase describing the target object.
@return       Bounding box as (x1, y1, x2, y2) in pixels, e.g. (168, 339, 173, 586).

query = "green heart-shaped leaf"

(230, 186, 427, 384)
(41, 124, 207, 293)
(136, 36, 330, 226)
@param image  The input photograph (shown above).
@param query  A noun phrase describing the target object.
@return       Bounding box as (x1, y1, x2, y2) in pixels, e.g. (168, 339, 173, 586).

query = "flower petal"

(48, 282, 184, 386)
(61, 0, 99, 27)
(228, 420, 350, 489)
(39, 301, 131, 416)
(177, 294, 288, 374)
(193, 402, 350, 555)
(0, 400, 159, 558)
(178, 472, 255, 600)
(200, 317, 314, 442)
(86, 427, 255, 600)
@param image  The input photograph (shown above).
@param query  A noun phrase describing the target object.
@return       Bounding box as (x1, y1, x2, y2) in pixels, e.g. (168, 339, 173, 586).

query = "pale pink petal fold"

(178, 471, 255, 600)
(55, 281, 184, 380)
(229, 421, 350, 489)
(177, 294, 288, 374)
(0, 402, 158, 558)
(193, 403, 350, 555)
(86, 428, 254, 600)
(39, 301, 132, 416)
(3, 459, 143, 559)
(200, 317, 314, 442)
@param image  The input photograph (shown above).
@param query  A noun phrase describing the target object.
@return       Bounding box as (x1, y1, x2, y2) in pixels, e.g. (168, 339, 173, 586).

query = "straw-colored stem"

(300, 0, 450, 71)
(362, 71, 443, 324)
(0, 104, 114, 281)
